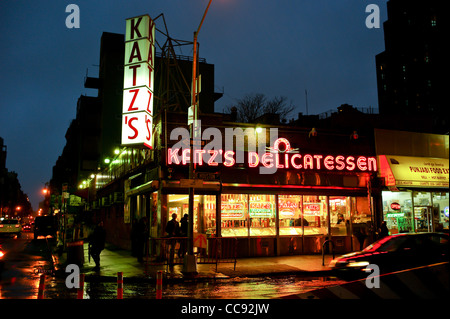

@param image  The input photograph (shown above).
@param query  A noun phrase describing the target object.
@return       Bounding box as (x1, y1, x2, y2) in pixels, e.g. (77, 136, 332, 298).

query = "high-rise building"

(376, 0, 446, 133)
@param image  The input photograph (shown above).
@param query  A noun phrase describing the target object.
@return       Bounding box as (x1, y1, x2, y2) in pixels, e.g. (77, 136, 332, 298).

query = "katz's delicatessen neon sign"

(121, 14, 155, 149)
(167, 137, 378, 173)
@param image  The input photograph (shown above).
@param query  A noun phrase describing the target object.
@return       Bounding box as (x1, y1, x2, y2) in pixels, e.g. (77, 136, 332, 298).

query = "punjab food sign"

(121, 15, 155, 148)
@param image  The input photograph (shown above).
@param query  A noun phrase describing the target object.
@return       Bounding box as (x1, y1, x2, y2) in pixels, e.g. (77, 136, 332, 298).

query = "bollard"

(37, 274, 46, 299)
(77, 274, 85, 299)
(156, 270, 163, 299)
(117, 272, 123, 299)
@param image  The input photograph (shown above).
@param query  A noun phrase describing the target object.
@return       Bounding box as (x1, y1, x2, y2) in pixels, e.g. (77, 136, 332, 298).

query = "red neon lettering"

(148, 20, 155, 43)
(146, 90, 152, 113)
(207, 150, 219, 166)
(324, 155, 334, 170)
(304, 154, 313, 169)
(335, 155, 345, 170)
(276, 154, 284, 169)
(167, 148, 180, 165)
(248, 152, 259, 167)
(224, 151, 235, 167)
(126, 116, 138, 139)
(357, 156, 367, 171)
(346, 156, 356, 171)
(147, 65, 153, 88)
(145, 114, 151, 141)
(128, 64, 141, 86)
(182, 149, 190, 165)
(128, 41, 142, 63)
(273, 138, 291, 152)
(368, 157, 377, 171)
(261, 153, 274, 168)
(148, 43, 153, 65)
(128, 89, 139, 111)
(195, 149, 206, 165)
(291, 154, 302, 169)
(314, 155, 323, 169)
(130, 17, 142, 40)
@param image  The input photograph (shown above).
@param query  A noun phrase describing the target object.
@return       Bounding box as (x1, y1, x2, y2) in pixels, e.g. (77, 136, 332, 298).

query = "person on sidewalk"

(136, 217, 149, 262)
(89, 221, 106, 271)
(178, 214, 188, 258)
(165, 213, 180, 266)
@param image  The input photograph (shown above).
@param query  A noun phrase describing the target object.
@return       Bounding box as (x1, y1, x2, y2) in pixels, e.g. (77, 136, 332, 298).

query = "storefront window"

(167, 194, 217, 237)
(328, 196, 349, 236)
(249, 194, 276, 236)
(432, 192, 449, 231)
(303, 196, 328, 236)
(221, 194, 249, 237)
(382, 191, 413, 234)
(279, 195, 303, 235)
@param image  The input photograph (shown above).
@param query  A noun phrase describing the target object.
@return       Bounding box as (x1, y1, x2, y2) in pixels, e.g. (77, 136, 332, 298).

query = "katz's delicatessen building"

(148, 117, 380, 257)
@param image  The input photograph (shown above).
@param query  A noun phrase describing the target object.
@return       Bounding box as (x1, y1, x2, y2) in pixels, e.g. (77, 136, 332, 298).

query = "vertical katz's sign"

(121, 15, 155, 149)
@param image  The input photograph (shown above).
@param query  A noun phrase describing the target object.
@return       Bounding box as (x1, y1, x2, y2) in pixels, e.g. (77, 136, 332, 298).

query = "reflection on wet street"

(0, 233, 52, 299)
(1, 233, 345, 299)
(44, 275, 345, 299)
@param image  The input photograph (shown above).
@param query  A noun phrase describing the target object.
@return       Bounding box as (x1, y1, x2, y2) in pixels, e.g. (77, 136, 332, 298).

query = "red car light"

(0, 251, 4, 258)
(0, 225, 3, 228)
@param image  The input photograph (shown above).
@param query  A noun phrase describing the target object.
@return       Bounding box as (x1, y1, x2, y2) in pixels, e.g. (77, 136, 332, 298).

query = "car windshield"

(1, 219, 19, 225)
(363, 235, 409, 252)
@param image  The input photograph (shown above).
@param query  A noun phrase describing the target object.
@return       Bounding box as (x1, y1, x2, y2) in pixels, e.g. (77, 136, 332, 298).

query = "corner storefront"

(378, 154, 449, 234)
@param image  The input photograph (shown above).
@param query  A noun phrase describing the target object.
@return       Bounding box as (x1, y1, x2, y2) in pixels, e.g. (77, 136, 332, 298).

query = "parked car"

(0, 219, 22, 238)
(329, 232, 449, 277)
(34, 215, 57, 239)
(22, 223, 32, 232)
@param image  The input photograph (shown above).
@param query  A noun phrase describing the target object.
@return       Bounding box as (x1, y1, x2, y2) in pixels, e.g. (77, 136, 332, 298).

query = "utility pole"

(184, 0, 213, 275)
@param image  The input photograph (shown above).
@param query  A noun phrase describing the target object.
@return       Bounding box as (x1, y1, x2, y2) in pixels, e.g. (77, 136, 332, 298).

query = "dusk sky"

(0, 0, 387, 210)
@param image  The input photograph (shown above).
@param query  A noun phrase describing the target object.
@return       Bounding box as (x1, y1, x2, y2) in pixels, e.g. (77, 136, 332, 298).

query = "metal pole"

(184, 0, 212, 275)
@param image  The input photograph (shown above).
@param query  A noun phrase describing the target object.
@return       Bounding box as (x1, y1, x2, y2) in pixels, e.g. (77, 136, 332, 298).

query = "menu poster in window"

(249, 202, 274, 218)
(221, 203, 245, 219)
(304, 203, 321, 216)
(279, 199, 300, 218)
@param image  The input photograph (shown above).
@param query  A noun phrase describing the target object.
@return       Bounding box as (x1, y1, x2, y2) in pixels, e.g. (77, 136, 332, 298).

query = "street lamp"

(184, 0, 213, 275)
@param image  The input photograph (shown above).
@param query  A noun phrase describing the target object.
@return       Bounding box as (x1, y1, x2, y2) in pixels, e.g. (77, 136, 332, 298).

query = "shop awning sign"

(378, 155, 449, 188)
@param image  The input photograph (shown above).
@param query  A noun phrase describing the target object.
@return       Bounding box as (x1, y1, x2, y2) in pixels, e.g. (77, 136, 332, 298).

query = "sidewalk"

(52, 242, 335, 282)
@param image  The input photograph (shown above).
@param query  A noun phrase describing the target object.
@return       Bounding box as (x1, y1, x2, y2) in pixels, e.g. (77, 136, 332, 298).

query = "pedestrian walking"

(88, 221, 106, 271)
(136, 217, 148, 262)
(165, 213, 180, 266)
(178, 214, 188, 258)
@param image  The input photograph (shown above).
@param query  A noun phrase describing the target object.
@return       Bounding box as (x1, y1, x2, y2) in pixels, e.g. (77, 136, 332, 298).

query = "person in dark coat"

(379, 221, 389, 239)
(165, 213, 180, 237)
(178, 214, 189, 258)
(180, 214, 188, 237)
(136, 217, 148, 262)
(89, 221, 106, 271)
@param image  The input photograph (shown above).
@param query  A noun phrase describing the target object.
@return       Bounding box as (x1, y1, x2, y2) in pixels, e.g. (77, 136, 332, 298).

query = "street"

(0, 234, 346, 299)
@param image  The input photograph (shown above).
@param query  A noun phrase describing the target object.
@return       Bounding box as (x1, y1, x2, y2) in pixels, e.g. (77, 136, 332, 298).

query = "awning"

(126, 180, 159, 197)
(378, 155, 449, 188)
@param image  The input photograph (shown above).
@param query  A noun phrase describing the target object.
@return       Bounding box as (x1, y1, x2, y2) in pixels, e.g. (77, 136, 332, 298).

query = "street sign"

(180, 179, 203, 188)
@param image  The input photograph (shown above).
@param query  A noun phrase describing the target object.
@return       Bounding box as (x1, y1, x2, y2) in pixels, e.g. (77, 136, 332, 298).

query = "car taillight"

(0, 251, 4, 258)
(0, 225, 3, 228)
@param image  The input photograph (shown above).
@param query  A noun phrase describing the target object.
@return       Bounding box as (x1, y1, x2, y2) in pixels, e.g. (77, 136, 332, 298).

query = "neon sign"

(121, 14, 155, 148)
(167, 137, 377, 172)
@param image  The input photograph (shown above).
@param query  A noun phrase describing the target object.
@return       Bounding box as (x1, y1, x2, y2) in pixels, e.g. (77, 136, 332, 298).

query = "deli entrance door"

(415, 206, 433, 232)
